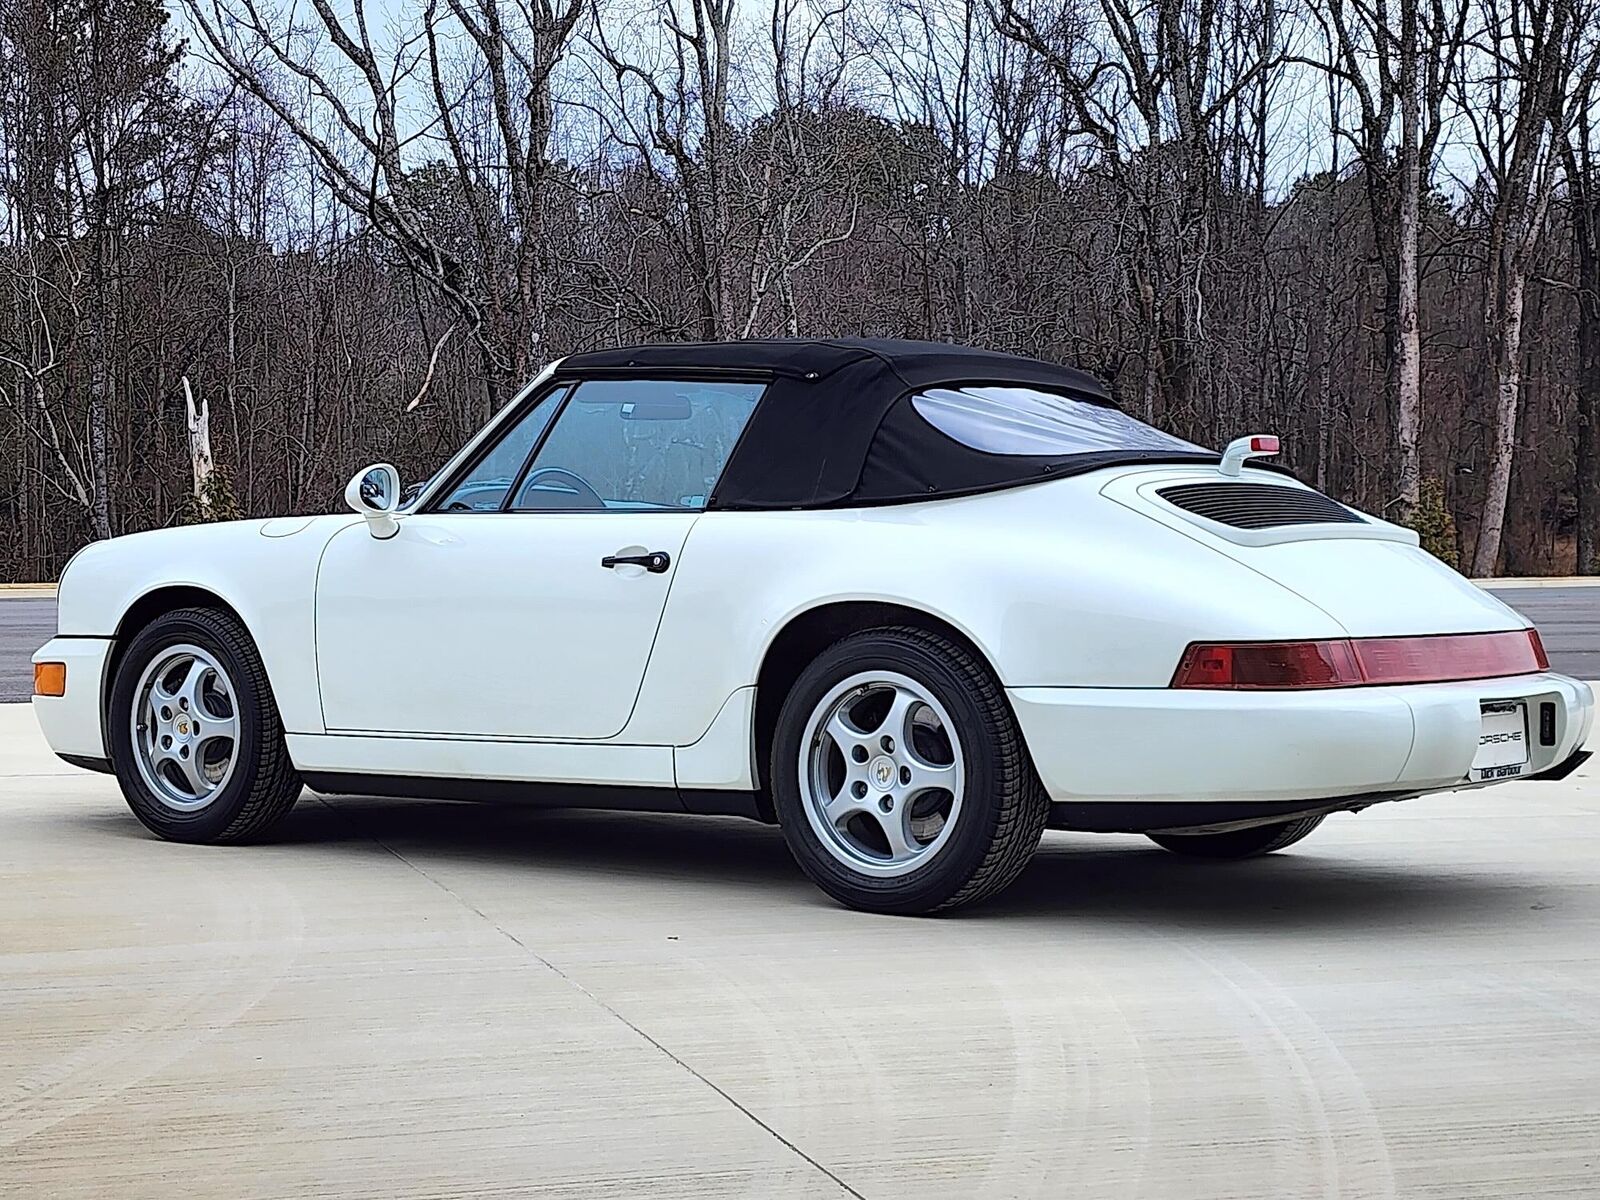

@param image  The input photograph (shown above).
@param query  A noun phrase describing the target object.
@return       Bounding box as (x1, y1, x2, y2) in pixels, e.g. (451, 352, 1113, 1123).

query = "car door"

(314, 376, 764, 741)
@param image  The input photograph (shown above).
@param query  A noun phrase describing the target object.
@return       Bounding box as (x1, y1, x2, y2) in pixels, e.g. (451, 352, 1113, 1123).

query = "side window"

(510, 379, 763, 511)
(436, 386, 568, 512)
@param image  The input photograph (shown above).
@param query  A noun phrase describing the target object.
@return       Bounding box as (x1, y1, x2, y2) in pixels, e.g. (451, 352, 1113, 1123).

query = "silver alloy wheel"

(798, 670, 966, 877)
(130, 644, 241, 811)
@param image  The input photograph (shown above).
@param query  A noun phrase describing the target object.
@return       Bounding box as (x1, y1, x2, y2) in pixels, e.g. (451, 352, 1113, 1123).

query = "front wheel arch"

(104, 586, 256, 751)
(108, 605, 302, 842)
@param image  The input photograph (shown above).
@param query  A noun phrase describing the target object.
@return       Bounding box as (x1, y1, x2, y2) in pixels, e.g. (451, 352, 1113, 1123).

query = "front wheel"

(1146, 814, 1325, 860)
(108, 607, 302, 844)
(771, 627, 1048, 914)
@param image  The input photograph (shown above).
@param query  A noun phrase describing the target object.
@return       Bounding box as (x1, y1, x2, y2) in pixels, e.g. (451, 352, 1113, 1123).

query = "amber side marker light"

(34, 662, 66, 697)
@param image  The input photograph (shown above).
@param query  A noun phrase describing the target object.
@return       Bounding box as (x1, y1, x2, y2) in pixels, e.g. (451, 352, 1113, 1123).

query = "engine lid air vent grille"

(1157, 482, 1364, 530)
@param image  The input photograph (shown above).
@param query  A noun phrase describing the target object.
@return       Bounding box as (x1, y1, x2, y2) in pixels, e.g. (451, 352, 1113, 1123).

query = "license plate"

(1472, 702, 1529, 780)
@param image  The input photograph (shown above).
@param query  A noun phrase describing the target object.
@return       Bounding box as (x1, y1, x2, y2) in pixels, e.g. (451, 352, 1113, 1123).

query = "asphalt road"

(0, 596, 56, 702)
(2, 587, 1594, 701)
(3, 703, 1599, 1196)
(1498, 586, 1600, 678)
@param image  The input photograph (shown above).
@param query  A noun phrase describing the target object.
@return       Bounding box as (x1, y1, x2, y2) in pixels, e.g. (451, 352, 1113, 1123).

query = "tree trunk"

(1472, 270, 1528, 576)
(1392, 12, 1423, 522)
(182, 376, 214, 514)
(85, 286, 113, 540)
(1575, 170, 1600, 575)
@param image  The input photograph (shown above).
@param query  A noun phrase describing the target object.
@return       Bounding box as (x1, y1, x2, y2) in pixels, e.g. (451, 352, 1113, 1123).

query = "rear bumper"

(1009, 671, 1594, 806)
(30, 636, 112, 762)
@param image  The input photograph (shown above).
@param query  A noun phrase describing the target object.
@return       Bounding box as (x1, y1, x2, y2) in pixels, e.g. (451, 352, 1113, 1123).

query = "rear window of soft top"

(912, 385, 1204, 456)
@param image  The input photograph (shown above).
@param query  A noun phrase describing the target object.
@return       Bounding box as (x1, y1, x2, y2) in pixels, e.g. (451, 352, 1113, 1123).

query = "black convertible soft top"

(554, 338, 1225, 510)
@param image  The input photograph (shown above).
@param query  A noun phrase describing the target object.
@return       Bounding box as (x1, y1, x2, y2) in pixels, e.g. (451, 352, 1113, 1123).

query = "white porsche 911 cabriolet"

(32, 339, 1595, 913)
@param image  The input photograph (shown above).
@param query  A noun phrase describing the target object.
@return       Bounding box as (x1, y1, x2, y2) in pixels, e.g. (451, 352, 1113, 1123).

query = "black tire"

(1146, 814, 1325, 860)
(108, 607, 302, 844)
(771, 626, 1048, 914)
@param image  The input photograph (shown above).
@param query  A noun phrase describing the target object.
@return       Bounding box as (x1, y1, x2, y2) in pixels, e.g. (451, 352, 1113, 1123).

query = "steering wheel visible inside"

(514, 466, 607, 510)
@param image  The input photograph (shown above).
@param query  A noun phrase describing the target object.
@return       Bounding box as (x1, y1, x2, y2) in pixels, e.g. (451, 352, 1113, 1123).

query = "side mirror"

(344, 462, 402, 538)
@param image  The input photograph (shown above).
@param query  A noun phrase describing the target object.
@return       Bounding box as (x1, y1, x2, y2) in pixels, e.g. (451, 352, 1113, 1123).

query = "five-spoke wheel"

(800, 671, 965, 876)
(130, 645, 240, 810)
(109, 607, 302, 843)
(772, 626, 1049, 914)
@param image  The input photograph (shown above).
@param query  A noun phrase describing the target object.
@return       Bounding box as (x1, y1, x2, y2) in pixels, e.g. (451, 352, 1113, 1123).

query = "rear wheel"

(109, 607, 302, 843)
(771, 627, 1048, 914)
(1146, 814, 1324, 860)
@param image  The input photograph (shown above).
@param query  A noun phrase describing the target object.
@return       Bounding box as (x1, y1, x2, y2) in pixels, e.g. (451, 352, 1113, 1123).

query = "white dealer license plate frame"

(1472, 701, 1529, 781)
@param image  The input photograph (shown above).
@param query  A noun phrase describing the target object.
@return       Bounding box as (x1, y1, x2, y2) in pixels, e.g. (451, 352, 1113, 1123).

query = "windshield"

(912, 385, 1204, 456)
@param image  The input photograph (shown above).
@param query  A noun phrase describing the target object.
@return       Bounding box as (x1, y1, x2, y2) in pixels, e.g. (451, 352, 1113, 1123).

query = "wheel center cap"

(869, 755, 897, 789)
(175, 716, 191, 737)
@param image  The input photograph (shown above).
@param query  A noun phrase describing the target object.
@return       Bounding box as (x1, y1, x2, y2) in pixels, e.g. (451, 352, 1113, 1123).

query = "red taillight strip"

(1171, 629, 1547, 689)
(1528, 627, 1550, 670)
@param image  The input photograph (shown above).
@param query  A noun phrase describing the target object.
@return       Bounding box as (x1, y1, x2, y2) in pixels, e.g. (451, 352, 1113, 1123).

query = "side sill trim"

(302, 771, 765, 821)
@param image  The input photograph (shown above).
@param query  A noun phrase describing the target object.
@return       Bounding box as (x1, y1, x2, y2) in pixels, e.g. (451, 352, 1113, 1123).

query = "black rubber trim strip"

(680, 788, 764, 819)
(1527, 748, 1592, 782)
(1048, 790, 1422, 835)
(1051, 750, 1593, 833)
(551, 364, 778, 383)
(57, 753, 114, 775)
(302, 771, 765, 820)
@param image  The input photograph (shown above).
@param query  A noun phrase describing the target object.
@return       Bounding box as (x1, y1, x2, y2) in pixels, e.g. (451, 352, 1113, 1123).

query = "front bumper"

(31, 636, 113, 763)
(1009, 671, 1595, 805)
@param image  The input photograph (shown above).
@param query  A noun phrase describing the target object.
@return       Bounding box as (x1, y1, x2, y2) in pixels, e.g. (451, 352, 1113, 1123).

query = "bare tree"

(589, 0, 741, 338)
(994, 0, 1288, 425)
(7, 0, 1600, 582)
(0, 0, 191, 541)
(738, 0, 860, 336)
(1559, 24, 1600, 574)
(0, 244, 94, 522)
(1314, 0, 1469, 521)
(1459, 0, 1600, 574)
(183, 0, 583, 404)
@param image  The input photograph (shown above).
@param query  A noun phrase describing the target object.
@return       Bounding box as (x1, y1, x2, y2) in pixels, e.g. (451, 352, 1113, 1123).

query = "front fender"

(55, 517, 354, 734)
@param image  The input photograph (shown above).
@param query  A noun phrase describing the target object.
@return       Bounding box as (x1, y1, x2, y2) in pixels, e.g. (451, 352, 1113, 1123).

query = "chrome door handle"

(601, 551, 671, 574)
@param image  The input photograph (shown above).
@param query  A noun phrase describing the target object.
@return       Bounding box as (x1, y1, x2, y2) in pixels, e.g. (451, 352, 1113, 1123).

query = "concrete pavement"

(4, 702, 1600, 1197)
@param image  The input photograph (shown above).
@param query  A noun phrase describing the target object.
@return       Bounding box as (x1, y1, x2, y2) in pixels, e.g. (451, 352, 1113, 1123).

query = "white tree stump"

(182, 375, 214, 517)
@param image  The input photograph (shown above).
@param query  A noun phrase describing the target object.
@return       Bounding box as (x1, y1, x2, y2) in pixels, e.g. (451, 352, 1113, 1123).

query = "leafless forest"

(2, 0, 1599, 580)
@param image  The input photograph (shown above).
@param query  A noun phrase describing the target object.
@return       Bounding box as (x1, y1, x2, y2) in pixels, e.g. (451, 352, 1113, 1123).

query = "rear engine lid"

(1106, 466, 1408, 548)
(1157, 480, 1365, 531)
(1101, 466, 1528, 637)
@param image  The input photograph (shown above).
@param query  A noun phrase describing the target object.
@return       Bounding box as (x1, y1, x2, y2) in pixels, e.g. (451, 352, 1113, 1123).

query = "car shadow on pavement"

(983, 837, 1553, 930)
(65, 794, 1569, 931)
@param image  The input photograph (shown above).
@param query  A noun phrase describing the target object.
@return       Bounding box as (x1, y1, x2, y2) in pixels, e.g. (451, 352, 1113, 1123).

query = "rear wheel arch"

(768, 623, 1049, 912)
(752, 600, 1011, 819)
